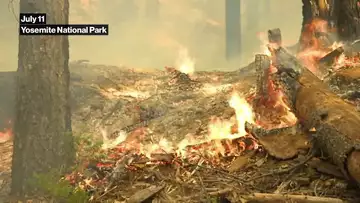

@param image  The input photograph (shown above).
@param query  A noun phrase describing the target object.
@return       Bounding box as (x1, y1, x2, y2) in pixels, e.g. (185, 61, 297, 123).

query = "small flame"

(0, 128, 12, 143)
(176, 48, 195, 75)
(229, 93, 254, 136)
(257, 32, 272, 56)
(177, 93, 255, 157)
(297, 19, 330, 76)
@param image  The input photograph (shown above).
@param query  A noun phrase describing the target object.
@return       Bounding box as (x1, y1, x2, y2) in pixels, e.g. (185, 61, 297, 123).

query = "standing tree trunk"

(225, 0, 241, 60)
(11, 0, 75, 196)
(300, 0, 360, 49)
(336, 0, 360, 41)
(243, 0, 260, 58)
(298, 0, 338, 52)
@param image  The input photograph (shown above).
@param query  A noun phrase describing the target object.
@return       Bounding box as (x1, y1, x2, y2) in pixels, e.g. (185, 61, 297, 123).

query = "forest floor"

(0, 58, 360, 202)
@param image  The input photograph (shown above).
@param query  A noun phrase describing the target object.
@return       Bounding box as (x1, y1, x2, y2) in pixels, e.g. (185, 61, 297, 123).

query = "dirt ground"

(0, 61, 359, 202)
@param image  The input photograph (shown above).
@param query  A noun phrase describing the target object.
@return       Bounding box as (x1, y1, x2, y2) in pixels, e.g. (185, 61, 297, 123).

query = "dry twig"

(246, 153, 314, 182)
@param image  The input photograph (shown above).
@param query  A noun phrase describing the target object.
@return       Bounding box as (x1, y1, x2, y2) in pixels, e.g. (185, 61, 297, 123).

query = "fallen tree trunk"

(255, 30, 360, 186)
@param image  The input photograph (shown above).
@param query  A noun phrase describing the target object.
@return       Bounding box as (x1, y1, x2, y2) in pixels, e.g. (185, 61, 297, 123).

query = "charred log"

(318, 46, 345, 77)
(268, 28, 282, 46)
(258, 29, 360, 186)
(319, 46, 345, 67)
(254, 55, 271, 105)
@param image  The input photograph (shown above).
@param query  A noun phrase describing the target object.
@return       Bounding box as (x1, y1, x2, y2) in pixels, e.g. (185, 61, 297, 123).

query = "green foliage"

(74, 133, 104, 161)
(29, 170, 89, 203)
(28, 133, 105, 203)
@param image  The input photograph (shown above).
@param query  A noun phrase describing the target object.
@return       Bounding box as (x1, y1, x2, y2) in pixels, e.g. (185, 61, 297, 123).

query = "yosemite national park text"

(19, 25, 108, 35)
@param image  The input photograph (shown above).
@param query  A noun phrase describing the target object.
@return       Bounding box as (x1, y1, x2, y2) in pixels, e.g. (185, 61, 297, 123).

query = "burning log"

(317, 46, 345, 77)
(257, 29, 360, 186)
(319, 46, 344, 67)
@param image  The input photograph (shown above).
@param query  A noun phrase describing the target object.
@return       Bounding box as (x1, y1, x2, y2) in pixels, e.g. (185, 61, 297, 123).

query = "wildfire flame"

(257, 33, 298, 127)
(101, 92, 255, 161)
(229, 93, 254, 136)
(256, 18, 360, 128)
(296, 18, 355, 77)
(177, 92, 256, 158)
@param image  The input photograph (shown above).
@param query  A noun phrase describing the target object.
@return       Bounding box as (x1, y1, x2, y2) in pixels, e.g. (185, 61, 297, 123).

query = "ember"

(0, 128, 12, 144)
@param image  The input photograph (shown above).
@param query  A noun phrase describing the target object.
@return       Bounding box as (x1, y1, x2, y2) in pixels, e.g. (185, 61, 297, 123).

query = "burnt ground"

(0, 61, 359, 202)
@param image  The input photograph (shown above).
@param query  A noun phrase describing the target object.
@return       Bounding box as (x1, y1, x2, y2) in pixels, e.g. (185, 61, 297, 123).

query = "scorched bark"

(11, 0, 75, 196)
(336, 0, 360, 41)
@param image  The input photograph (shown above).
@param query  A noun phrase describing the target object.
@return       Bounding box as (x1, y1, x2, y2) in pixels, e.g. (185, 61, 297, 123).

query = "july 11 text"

(19, 13, 46, 25)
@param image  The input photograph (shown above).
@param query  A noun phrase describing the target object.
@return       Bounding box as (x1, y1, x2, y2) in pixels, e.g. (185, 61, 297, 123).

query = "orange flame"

(297, 19, 331, 76)
(297, 18, 360, 76)
(101, 93, 255, 162)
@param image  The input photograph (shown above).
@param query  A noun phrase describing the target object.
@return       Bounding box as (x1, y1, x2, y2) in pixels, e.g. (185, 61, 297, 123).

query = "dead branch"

(246, 154, 314, 182)
(319, 47, 344, 66)
(241, 193, 344, 203)
(126, 185, 165, 203)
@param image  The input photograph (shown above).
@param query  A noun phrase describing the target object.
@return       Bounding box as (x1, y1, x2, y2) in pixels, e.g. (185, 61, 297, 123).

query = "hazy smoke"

(0, 0, 302, 71)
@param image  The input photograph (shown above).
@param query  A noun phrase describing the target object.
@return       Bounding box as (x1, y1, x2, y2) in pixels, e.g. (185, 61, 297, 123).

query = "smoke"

(0, 0, 303, 71)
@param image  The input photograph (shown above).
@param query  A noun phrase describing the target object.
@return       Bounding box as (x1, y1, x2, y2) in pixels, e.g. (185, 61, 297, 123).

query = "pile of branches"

(62, 28, 360, 202)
